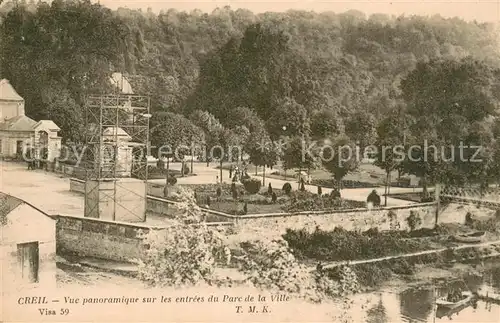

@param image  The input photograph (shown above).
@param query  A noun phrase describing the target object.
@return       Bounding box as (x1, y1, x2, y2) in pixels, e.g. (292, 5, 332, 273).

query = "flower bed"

(283, 191, 366, 212)
(162, 184, 369, 215)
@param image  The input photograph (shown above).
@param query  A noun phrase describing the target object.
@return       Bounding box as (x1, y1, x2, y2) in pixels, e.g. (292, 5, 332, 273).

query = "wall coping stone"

(56, 214, 167, 230)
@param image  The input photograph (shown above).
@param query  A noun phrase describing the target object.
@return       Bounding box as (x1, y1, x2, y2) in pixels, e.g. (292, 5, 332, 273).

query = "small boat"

(453, 231, 486, 243)
(435, 300, 476, 319)
(436, 291, 474, 310)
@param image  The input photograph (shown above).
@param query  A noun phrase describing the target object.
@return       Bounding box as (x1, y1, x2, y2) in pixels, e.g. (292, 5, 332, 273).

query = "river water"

(354, 264, 500, 323)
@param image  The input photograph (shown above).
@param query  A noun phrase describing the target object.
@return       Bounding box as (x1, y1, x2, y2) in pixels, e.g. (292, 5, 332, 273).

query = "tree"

(0, 1, 129, 142)
(226, 106, 266, 135)
(190, 110, 225, 167)
(151, 112, 204, 180)
(344, 111, 376, 151)
(310, 108, 342, 140)
(267, 98, 310, 140)
(247, 135, 279, 186)
(282, 135, 319, 179)
(400, 58, 500, 192)
(322, 136, 359, 190)
(374, 113, 405, 206)
(136, 187, 228, 287)
(40, 85, 83, 142)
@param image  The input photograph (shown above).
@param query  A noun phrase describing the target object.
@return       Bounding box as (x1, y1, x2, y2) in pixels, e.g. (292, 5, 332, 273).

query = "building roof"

(102, 127, 132, 141)
(0, 79, 24, 101)
(0, 192, 23, 219)
(34, 120, 61, 132)
(0, 192, 54, 227)
(109, 72, 134, 95)
(0, 115, 38, 132)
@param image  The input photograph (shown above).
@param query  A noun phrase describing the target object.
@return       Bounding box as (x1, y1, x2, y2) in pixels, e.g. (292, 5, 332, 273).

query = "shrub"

(240, 172, 251, 181)
(284, 195, 364, 213)
(471, 217, 499, 232)
(465, 212, 474, 227)
(167, 175, 177, 185)
(406, 211, 422, 232)
(353, 263, 393, 287)
(136, 188, 228, 287)
(236, 239, 343, 302)
(387, 210, 398, 230)
(364, 227, 380, 237)
(330, 189, 341, 199)
(390, 259, 415, 275)
(290, 190, 314, 200)
(282, 182, 292, 195)
(282, 227, 430, 262)
(242, 178, 261, 194)
(421, 196, 434, 202)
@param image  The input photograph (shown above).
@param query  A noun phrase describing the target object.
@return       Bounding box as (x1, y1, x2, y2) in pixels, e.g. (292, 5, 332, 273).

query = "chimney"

(17, 101, 25, 116)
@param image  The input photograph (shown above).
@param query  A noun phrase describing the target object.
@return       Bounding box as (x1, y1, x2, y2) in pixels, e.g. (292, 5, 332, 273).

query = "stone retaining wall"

(233, 204, 439, 238)
(56, 214, 233, 262)
(69, 178, 487, 239)
(56, 215, 155, 262)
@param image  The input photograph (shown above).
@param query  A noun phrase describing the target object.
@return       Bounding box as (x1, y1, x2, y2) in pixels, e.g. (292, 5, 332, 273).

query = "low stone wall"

(147, 183, 164, 197)
(146, 196, 173, 216)
(56, 215, 158, 262)
(55, 164, 86, 179)
(69, 178, 85, 194)
(233, 203, 439, 238)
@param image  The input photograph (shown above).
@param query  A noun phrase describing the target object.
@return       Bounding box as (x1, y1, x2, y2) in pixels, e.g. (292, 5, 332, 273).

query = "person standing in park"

(367, 189, 381, 207)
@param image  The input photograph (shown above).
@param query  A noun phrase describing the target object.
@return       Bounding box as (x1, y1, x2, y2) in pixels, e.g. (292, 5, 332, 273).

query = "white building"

(0, 79, 62, 161)
(1, 192, 57, 293)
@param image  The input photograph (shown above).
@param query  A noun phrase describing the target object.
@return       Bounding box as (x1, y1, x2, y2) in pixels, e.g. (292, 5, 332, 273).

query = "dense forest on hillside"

(2, 0, 500, 188)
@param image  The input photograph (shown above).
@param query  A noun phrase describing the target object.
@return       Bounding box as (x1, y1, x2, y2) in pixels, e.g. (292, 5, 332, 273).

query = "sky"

(98, 0, 500, 23)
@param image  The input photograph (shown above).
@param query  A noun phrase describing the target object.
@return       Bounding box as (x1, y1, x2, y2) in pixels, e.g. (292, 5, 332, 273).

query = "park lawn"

(266, 165, 389, 187)
(387, 191, 435, 203)
(217, 161, 399, 186)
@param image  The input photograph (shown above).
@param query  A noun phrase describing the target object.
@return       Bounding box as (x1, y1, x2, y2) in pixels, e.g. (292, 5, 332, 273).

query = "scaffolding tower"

(84, 94, 151, 222)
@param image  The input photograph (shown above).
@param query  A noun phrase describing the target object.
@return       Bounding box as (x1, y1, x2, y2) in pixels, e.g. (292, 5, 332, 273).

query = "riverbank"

(353, 250, 500, 294)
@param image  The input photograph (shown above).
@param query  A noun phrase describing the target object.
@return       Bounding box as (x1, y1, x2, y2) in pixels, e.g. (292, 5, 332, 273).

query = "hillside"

(1, 2, 499, 140)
